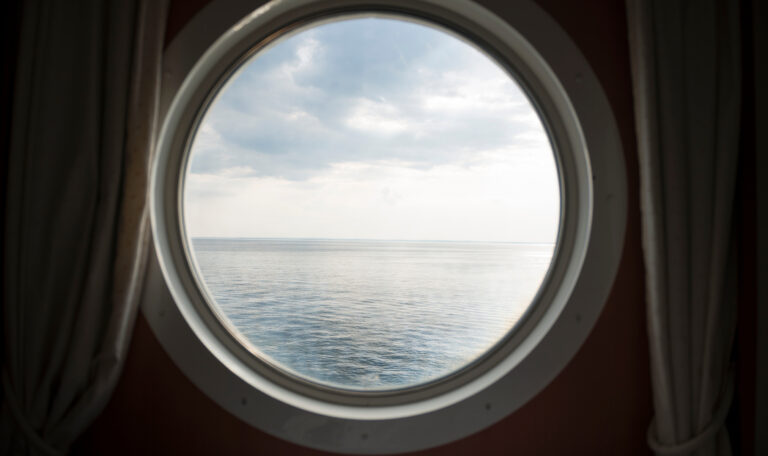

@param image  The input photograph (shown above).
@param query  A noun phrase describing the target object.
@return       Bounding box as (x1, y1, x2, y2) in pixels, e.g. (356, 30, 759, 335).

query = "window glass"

(183, 16, 560, 391)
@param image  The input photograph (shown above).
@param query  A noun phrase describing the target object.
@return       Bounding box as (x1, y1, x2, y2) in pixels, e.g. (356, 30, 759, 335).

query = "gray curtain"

(626, 0, 741, 455)
(1, 0, 168, 454)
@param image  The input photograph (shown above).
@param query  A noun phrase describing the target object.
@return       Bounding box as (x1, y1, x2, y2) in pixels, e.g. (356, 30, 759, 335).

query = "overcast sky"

(184, 17, 560, 243)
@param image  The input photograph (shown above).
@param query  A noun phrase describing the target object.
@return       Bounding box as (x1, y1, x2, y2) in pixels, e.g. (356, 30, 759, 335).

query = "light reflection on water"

(191, 238, 554, 390)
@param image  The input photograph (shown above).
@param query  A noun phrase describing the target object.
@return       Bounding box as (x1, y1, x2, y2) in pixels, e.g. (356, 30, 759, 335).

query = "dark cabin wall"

(73, 1, 654, 455)
(752, 0, 768, 450)
(0, 0, 23, 374)
(735, 0, 758, 453)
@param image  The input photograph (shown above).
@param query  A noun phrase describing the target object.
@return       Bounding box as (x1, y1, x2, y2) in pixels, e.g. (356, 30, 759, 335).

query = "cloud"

(344, 97, 409, 134)
(187, 17, 548, 179)
(183, 16, 561, 242)
(184, 144, 560, 242)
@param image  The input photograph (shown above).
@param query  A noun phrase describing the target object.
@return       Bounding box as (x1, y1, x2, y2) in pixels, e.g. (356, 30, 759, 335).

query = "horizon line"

(189, 236, 557, 245)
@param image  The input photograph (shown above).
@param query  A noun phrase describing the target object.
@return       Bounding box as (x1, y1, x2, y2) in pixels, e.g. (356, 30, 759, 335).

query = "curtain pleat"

(1, 1, 168, 454)
(626, 0, 741, 455)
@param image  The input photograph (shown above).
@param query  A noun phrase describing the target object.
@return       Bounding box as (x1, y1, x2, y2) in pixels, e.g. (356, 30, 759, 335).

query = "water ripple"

(191, 238, 554, 390)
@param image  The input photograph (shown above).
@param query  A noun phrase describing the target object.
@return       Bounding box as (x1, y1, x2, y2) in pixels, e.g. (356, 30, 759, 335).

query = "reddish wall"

(75, 0, 653, 454)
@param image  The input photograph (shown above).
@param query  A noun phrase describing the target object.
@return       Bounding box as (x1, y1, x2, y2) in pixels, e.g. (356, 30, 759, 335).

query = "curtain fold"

(1, 1, 168, 454)
(626, 0, 741, 455)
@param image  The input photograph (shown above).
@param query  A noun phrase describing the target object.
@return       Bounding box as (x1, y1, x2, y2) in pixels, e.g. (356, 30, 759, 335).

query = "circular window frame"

(181, 10, 565, 404)
(146, 0, 627, 453)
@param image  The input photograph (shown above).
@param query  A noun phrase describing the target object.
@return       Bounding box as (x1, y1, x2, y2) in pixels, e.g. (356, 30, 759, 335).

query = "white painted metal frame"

(144, 0, 627, 453)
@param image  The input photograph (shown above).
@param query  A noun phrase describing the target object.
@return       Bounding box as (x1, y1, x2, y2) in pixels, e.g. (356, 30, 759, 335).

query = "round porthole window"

(148, 0, 626, 453)
(184, 14, 561, 394)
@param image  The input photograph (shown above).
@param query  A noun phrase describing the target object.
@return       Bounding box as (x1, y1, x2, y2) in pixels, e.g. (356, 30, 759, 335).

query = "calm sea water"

(191, 238, 554, 390)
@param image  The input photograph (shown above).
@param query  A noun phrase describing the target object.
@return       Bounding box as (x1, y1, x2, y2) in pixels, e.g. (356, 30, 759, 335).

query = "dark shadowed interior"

(1, 0, 762, 455)
(82, 0, 654, 453)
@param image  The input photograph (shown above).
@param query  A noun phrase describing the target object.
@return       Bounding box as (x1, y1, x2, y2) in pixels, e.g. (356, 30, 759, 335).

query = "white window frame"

(144, 0, 627, 453)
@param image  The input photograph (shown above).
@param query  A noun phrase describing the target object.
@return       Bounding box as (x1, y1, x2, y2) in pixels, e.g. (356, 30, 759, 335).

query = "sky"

(183, 16, 560, 243)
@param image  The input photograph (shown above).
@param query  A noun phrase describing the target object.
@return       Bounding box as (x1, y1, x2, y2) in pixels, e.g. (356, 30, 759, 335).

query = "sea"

(191, 238, 554, 390)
